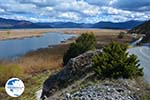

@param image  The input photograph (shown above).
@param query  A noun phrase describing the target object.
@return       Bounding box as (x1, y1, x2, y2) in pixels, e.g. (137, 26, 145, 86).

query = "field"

(0, 29, 133, 100)
(0, 28, 126, 40)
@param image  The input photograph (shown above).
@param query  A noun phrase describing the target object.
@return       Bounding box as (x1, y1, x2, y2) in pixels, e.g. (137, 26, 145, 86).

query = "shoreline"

(0, 29, 50, 41)
(0, 28, 126, 41)
(0, 34, 44, 41)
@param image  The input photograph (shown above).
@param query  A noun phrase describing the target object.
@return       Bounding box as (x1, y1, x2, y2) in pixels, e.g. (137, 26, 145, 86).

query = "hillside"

(40, 49, 149, 100)
(128, 21, 150, 34)
(128, 21, 150, 43)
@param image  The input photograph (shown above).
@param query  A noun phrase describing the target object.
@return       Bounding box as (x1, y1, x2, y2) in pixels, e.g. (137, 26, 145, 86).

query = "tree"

(63, 32, 96, 65)
(92, 42, 143, 78)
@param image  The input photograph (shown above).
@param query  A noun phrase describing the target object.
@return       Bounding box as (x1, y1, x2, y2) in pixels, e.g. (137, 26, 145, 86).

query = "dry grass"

(96, 34, 132, 48)
(63, 29, 127, 35)
(15, 44, 69, 74)
(0, 64, 24, 86)
(0, 28, 126, 40)
(0, 29, 51, 40)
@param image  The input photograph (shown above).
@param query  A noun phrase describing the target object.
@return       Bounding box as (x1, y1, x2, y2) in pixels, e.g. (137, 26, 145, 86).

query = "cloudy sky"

(0, 0, 150, 23)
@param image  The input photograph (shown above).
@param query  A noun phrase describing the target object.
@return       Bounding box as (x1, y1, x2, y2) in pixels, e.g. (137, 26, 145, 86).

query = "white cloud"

(0, 0, 149, 23)
(0, 8, 4, 13)
(109, 0, 117, 6)
(101, 6, 131, 15)
(54, 0, 100, 16)
(45, 7, 53, 11)
(0, 3, 37, 14)
(58, 12, 80, 20)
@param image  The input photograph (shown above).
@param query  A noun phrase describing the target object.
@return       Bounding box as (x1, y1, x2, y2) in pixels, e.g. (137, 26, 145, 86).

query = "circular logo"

(5, 78, 25, 97)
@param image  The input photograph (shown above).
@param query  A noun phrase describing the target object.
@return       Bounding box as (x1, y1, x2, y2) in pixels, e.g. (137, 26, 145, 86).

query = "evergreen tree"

(92, 42, 143, 78)
(63, 33, 96, 65)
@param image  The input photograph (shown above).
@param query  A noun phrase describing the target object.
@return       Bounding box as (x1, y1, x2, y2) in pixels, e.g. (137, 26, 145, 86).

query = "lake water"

(128, 46, 150, 82)
(0, 32, 77, 59)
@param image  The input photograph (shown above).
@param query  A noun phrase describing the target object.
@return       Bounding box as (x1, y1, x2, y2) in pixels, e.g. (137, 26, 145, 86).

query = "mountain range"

(0, 17, 145, 29)
(0, 17, 52, 29)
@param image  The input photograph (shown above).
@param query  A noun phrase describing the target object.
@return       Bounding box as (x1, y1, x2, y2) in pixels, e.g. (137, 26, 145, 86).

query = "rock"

(40, 49, 102, 99)
(65, 93, 71, 100)
(62, 83, 139, 100)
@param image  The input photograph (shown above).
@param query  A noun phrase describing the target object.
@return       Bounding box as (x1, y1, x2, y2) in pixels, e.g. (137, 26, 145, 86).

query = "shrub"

(92, 42, 143, 79)
(118, 32, 125, 39)
(63, 33, 96, 65)
(0, 64, 24, 86)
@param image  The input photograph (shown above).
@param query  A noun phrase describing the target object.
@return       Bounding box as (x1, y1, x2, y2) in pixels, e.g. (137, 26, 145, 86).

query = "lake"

(0, 32, 77, 59)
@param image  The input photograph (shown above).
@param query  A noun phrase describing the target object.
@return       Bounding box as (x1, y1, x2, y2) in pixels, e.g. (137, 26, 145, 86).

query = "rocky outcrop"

(40, 50, 102, 100)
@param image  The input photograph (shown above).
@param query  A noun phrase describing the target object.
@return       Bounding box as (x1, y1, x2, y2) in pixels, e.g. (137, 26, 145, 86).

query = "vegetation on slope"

(128, 21, 150, 44)
(0, 70, 53, 100)
(0, 64, 24, 86)
(128, 21, 150, 34)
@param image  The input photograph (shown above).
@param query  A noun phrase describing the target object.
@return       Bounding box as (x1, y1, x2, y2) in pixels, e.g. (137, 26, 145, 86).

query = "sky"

(0, 0, 150, 23)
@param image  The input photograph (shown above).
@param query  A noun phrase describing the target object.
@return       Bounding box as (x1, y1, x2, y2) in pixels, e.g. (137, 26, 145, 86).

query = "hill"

(0, 17, 51, 29)
(93, 20, 143, 29)
(128, 21, 150, 34)
(128, 21, 150, 43)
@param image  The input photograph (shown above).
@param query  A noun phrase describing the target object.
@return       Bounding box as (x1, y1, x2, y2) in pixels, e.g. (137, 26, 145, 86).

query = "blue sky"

(0, 0, 150, 23)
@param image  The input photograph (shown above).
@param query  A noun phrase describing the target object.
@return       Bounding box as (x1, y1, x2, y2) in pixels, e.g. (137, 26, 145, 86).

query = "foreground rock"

(40, 50, 102, 99)
(63, 80, 139, 100)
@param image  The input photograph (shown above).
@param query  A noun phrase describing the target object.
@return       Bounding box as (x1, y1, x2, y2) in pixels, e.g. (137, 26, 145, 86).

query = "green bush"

(0, 64, 24, 86)
(92, 42, 143, 79)
(63, 33, 96, 65)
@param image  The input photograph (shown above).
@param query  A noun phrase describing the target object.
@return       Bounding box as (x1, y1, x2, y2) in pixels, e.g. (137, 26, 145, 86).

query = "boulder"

(40, 49, 102, 99)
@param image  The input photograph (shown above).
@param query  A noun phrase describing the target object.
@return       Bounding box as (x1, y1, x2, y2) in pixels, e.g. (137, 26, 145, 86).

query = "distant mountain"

(36, 22, 92, 28)
(37, 20, 144, 29)
(0, 17, 145, 29)
(0, 17, 51, 29)
(93, 20, 144, 29)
